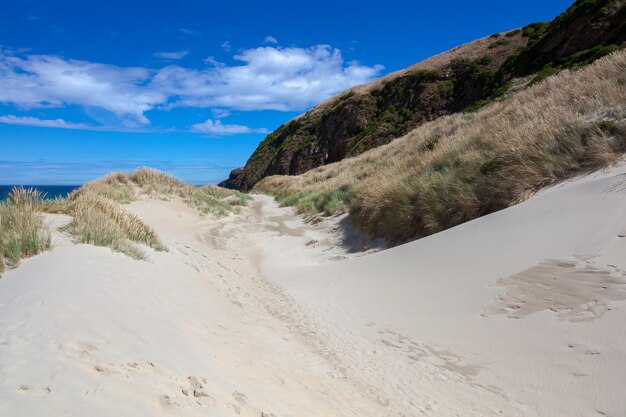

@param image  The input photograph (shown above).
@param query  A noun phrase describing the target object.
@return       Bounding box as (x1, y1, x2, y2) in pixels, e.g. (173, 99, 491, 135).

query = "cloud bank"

(153, 45, 383, 112)
(0, 115, 153, 132)
(0, 45, 382, 129)
(0, 53, 164, 125)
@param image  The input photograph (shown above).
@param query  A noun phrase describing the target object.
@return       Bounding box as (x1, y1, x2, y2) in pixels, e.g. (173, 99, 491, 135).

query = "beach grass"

(256, 50, 626, 243)
(62, 192, 166, 260)
(72, 168, 251, 217)
(1, 169, 248, 263)
(0, 187, 52, 273)
(57, 168, 249, 259)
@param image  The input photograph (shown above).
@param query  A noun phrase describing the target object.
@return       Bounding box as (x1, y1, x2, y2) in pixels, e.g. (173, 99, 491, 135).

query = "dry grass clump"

(63, 192, 166, 260)
(0, 187, 52, 272)
(257, 50, 626, 243)
(71, 172, 136, 203)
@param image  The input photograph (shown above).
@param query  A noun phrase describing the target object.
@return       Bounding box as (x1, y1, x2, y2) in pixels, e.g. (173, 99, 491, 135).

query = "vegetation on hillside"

(256, 50, 626, 243)
(501, 0, 626, 77)
(220, 34, 527, 191)
(223, 0, 625, 191)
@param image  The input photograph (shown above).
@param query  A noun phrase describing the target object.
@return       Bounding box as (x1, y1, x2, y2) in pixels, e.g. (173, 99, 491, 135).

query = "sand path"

(0, 195, 386, 416)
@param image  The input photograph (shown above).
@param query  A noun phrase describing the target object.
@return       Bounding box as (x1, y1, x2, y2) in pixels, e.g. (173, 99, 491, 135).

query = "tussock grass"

(72, 172, 136, 203)
(256, 50, 626, 243)
(60, 168, 249, 258)
(0, 187, 52, 272)
(63, 193, 165, 260)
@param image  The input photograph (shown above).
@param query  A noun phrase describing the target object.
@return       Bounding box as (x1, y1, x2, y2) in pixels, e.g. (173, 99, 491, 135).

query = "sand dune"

(1, 163, 626, 416)
(267, 163, 626, 416)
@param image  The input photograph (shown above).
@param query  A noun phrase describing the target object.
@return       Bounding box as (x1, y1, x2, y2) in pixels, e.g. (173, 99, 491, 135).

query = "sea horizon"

(0, 184, 81, 201)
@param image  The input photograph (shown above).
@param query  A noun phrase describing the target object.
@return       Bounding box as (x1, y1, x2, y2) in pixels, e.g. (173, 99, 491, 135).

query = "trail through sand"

(1, 163, 626, 416)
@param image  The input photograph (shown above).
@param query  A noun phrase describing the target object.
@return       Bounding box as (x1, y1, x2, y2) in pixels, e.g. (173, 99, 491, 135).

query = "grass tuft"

(63, 192, 165, 260)
(0, 187, 52, 272)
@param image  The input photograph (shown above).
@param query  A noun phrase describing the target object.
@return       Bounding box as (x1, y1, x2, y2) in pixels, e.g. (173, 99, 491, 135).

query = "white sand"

(1, 164, 626, 416)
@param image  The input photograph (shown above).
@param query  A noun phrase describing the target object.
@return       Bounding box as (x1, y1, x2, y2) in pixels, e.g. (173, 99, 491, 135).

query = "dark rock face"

(501, 0, 626, 77)
(221, 0, 626, 191)
(218, 167, 245, 190)
(219, 58, 514, 191)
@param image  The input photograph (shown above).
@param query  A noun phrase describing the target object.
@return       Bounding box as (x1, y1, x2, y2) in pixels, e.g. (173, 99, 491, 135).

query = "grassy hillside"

(222, 0, 625, 191)
(256, 50, 626, 243)
(221, 33, 527, 190)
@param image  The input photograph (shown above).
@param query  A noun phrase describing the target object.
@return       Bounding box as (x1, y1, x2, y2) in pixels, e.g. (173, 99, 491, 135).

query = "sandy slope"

(267, 164, 626, 417)
(1, 164, 626, 416)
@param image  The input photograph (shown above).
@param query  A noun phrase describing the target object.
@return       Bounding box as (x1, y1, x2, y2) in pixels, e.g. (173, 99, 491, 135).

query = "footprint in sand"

(64, 340, 98, 359)
(92, 364, 118, 376)
(17, 384, 51, 395)
(181, 375, 215, 406)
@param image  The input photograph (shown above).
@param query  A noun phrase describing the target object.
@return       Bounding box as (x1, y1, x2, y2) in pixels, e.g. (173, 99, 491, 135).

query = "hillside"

(221, 0, 626, 191)
(256, 49, 626, 242)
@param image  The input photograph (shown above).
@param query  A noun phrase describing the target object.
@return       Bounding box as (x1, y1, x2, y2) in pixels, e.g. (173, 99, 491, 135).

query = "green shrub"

(560, 44, 620, 68)
(522, 22, 549, 40)
(530, 65, 559, 85)
(488, 39, 511, 49)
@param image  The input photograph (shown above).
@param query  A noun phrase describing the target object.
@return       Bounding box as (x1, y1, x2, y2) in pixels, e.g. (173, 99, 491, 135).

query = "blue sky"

(0, 0, 573, 185)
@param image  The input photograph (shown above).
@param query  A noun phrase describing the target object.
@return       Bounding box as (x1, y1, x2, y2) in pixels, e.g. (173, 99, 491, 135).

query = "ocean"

(0, 185, 81, 201)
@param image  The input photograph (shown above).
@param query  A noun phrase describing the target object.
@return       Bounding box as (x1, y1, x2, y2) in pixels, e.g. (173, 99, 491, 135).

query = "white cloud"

(152, 45, 383, 111)
(153, 50, 190, 60)
(221, 41, 231, 51)
(0, 52, 164, 125)
(191, 119, 269, 136)
(264, 36, 278, 44)
(203, 56, 224, 67)
(211, 108, 231, 118)
(0, 46, 382, 128)
(0, 115, 153, 132)
(0, 115, 88, 129)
